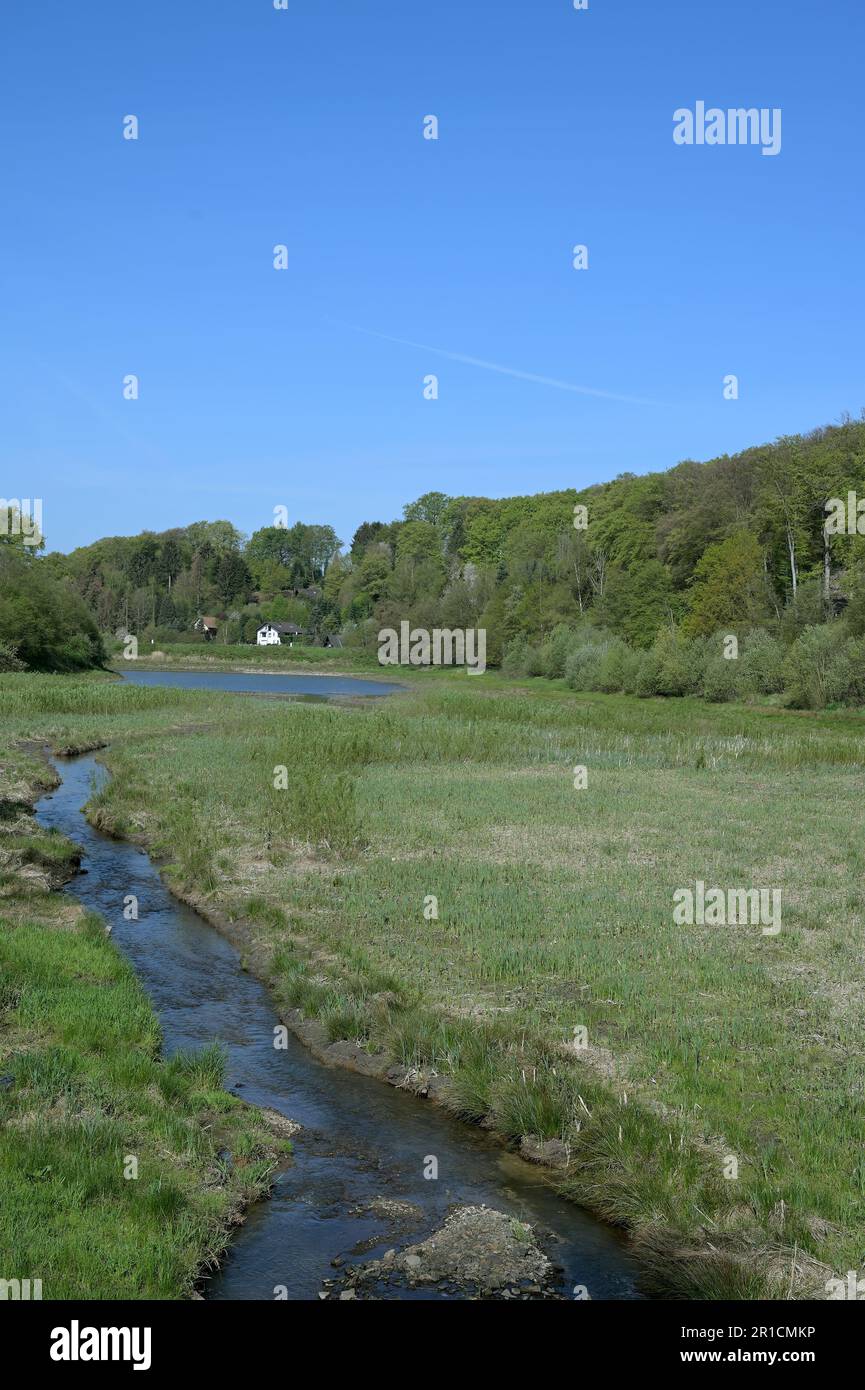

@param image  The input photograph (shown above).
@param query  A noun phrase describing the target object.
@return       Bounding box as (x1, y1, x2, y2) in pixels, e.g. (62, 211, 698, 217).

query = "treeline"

(37, 520, 342, 645)
(332, 415, 865, 706)
(9, 414, 865, 694)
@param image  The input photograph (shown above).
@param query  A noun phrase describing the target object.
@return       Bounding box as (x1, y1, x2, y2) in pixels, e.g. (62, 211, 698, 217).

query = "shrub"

(524, 643, 546, 677)
(634, 646, 664, 696)
(595, 638, 632, 693)
(0, 640, 26, 672)
(564, 641, 605, 691)
(740, 629, 787, 695)
(783, 624, 852, 708)
(540, 624, 577, 679)
(502, 636, 530, 677)
(651, 630, 704, 697)
(702, 652, 744, 703)
(843, 638, 865, 704)
(620, 646, 647, 695)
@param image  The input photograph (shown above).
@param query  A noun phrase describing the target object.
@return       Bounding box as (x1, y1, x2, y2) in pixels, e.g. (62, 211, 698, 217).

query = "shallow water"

(119, 668, 403, 698)
(36, 754, 643, 1301)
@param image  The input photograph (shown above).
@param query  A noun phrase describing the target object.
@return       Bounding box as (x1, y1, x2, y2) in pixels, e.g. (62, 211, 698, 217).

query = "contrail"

(330, 320, 667, 406)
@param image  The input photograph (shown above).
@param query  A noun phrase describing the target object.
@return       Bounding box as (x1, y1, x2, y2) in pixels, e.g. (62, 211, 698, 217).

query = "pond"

(119, 668, 404, 698)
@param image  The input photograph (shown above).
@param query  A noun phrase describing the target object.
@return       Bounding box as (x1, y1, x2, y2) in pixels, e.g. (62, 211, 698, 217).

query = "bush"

(783, 624, 852, 708)
(647, 630, 704, 697)
(843, 638, 865, 704)
(740, 629, 787, 695)
(0, 639, 26, 672)
(540, 624, 576, 679)
(702, 652, 744, 703)
(595, 638, 632, 693)
(502, 635, 530, 676)
(564, 641, 605, 691)
(620, 646, 647, 695)
(634, 646, 664, 697)
(524, 643, 546, 677)
(0, 550, 105, 672)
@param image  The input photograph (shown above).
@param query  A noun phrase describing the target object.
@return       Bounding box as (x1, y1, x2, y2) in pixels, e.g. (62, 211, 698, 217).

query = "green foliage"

(683, 531, 768, 636)
(0, 550, 104, 672)
(782, 624, 853, 709)
(507, 616, 865, 711)
(0, 640, 26, 672)
(740, 629, 787, 694)
(26, 415, 865, 689)
(246, 522, 340, 589)
(702, 650, 744, 703)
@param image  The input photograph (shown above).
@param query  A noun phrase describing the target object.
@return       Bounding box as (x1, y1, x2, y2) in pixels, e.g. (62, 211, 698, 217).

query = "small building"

(256, 622, 304, 647)
(193, 616, 219, 641)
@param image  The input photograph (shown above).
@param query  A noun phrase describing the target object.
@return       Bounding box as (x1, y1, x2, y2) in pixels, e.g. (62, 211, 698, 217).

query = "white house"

(256, 622, 303, 646)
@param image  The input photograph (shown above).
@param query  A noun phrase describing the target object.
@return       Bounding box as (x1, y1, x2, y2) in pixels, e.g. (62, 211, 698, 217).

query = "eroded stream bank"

(36, 753, 643, 1301)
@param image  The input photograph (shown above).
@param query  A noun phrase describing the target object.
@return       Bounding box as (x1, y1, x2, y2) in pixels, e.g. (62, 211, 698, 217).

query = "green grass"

(0, 729, 284, 1299)
(2, 668, 864, 1297)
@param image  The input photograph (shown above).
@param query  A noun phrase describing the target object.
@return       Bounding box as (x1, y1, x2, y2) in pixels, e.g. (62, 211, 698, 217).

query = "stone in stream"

(258, 1107, 301, 1139)
(341, 1205, 561, 1299)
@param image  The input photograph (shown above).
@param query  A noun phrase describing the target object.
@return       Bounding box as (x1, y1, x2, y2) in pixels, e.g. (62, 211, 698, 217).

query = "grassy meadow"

(0, 677, 286, 1299)
(1, 664, 864, 1297)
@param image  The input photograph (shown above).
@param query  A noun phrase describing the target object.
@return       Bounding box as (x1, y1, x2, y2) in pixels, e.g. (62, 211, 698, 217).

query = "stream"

(35, 745, 642, 1301)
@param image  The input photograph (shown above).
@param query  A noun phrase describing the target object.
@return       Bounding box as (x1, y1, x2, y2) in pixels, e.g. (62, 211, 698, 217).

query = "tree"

(683, 532, 768, 636)
(246, 523, 341, 587)
(395, 521, 442, 565)
(403, 491, 451, 527)
(216, 552, 252, 604)
(186, 520, 244, 554)
(350, 521, 387, 556)
(0, 550, 104, 671)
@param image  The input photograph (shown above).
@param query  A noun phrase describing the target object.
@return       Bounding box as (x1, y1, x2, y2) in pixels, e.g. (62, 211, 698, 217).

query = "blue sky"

(2, 0, 863, 554)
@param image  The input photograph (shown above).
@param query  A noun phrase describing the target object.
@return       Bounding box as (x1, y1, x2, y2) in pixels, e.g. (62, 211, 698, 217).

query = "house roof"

(199, 616, 218, 628)
(260, 622, 303, 634)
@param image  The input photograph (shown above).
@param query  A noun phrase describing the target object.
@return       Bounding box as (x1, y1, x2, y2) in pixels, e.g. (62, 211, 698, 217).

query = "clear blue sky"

(2, 0, 863, 555)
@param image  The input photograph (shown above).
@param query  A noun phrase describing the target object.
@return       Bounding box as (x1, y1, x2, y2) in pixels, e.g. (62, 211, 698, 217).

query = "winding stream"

(34, 678, 642, 1299)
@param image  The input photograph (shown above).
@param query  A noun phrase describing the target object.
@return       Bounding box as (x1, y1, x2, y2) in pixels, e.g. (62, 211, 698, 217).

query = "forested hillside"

(13, 416, 865, 697)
